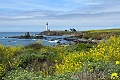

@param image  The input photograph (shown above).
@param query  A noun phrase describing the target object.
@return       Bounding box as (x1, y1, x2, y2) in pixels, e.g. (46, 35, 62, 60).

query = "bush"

(1, 36, 120, 80)
(3, 68, 43, 80)
(24, 42, 43, 50)
(49, 73, 77, 80)
(0, 45, 22, 78)
(55, 36, 120, 79)
(14, 49, 45, 71)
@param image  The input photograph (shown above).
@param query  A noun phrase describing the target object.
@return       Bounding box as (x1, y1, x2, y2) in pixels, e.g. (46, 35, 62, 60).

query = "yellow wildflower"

(116, 61, 120, 65)
(55, 60, 58, 63)
(55, 64, 59, 69)
(111, 73, 119, 79)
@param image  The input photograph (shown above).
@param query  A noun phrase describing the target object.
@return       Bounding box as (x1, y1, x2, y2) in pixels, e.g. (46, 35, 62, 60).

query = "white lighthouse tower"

(46, 22, 48, 31)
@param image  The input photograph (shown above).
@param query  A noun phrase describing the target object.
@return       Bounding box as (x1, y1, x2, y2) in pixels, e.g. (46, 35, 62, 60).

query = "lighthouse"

(46, 22, 48, 31)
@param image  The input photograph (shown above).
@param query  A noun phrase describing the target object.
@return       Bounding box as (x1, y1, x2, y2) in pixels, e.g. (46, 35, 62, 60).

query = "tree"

(70, 28, 76, 32)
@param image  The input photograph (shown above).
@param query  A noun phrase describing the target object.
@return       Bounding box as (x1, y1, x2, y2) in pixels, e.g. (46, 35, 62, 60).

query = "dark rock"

(8, 32, 45, 39)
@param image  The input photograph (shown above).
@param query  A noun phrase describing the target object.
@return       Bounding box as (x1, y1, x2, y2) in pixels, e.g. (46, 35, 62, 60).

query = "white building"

(46, 22, 48, 31)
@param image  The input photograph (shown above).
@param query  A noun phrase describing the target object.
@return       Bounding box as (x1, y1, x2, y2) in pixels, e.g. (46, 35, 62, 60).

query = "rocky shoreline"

(7, 28, 120, 45)
(8, 35, 45, 39)
(7, 31, 101, 45)
(8, 32, 45, 39)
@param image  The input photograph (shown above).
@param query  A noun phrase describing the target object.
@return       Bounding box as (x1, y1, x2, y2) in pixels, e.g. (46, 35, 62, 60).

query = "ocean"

(0, 32, 69, 46)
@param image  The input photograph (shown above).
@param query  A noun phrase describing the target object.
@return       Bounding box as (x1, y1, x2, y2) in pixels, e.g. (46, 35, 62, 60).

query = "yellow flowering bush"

(55, 52, 85, 74)
(1, 36, 120, 80)
(0, 45, 23, 78)
(55, 36, 120, 78)
(0, 64, 4, 77)
(116, 61, 120, 65)
(111, 73, 119, 80)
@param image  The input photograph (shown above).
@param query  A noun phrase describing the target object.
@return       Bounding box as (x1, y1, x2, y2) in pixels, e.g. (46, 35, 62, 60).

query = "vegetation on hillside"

(40, 28, 120, 40)
(0, 29, 120, 80)
(82, 28, 120, 39)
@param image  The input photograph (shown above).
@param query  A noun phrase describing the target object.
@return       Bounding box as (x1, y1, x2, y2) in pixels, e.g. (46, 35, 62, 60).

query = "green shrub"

(3, 68, 43, 80)
(24, 42, 43, 50)
(14, 49, 45, 71)
(0, 64, 4, 79)
(66, 43, 92, 53)
(48, 73, 78, 80)
(55, 36, 120, 79)
(0, 45, 22, 78)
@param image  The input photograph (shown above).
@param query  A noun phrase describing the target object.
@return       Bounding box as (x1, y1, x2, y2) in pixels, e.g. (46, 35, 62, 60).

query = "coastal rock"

(8, 32, 45, 39)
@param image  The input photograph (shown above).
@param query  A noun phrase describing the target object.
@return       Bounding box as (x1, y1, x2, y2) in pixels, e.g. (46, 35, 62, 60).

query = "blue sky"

(0, 0, 120, 32)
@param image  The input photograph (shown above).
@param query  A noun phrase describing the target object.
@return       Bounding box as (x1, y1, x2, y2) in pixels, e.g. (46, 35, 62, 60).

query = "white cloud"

(0, 0, 120, 31)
